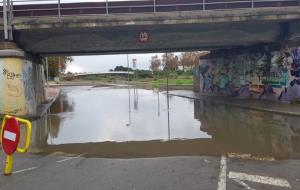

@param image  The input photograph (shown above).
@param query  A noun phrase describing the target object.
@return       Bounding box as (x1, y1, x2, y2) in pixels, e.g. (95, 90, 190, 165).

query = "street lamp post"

(3, 0, 8, 40)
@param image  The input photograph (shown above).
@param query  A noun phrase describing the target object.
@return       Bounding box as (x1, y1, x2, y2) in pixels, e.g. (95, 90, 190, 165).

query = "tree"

(162, 53, 179, 71)
(149, 55, 161, 71)
(47, 56, 73, 78)
(114, 66, 133, 71)
(179, 52, 206, 70)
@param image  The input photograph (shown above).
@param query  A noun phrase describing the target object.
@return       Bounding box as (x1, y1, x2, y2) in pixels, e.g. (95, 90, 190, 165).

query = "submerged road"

(0, 152, 299, 190)
(1, 86, 300, 189)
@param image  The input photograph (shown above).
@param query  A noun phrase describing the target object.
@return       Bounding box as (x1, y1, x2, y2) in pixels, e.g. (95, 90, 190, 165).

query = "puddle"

(28, 86, 300, 159)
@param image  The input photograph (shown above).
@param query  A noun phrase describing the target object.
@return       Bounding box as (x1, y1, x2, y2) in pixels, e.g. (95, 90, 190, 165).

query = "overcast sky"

(66, 53, 164, 73)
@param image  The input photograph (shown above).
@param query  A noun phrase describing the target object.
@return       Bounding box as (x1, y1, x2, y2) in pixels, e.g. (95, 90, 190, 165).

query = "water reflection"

(194, 100, 300, 159)
(30, 86, 300, 159)
(46, 86, 207, 144)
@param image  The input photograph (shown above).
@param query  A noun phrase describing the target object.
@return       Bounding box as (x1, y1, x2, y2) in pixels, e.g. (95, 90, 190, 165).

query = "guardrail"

(1, 0, 300, 18)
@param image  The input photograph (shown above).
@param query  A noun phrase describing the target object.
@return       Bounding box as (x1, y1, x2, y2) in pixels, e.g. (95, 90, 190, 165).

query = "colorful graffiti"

(197, 46, 300, 101)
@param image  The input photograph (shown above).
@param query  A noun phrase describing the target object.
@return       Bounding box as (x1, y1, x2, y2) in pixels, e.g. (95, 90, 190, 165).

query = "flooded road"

(31, 86, 300, 159)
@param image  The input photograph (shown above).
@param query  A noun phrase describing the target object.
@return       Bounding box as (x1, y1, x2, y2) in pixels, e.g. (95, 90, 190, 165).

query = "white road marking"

(232, 178, 254, 190)
(3, 130, 16, 142)
(217, 155, 227, 190)
(227, 153, 275, 161)
(229, 171, 291, 188)
(12, 167, 37, 174)
(56, 153, 86, 163)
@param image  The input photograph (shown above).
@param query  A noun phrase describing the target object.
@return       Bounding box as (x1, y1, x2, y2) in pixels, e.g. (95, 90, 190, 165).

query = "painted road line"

(56, 153, 86, 163)
(229, 171, 291, 188)
(12, 167, 38, 174)
(232, 178, 254, 190)
(217, 155, 227, 190)
(227, 153, 275, 161)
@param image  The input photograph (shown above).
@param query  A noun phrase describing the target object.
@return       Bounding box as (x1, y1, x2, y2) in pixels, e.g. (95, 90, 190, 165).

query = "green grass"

(151, 78, 193, 86)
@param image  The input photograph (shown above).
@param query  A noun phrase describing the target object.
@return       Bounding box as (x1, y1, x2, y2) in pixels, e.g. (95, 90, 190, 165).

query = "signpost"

(139, 32, 149, 43)
(1, 115, 32, 175)
(132, 58, 138, 80)
(132, 58, 137, 70)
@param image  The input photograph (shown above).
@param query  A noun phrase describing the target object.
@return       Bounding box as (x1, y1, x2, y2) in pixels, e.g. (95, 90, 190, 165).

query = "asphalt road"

(0, 152, 299, 190)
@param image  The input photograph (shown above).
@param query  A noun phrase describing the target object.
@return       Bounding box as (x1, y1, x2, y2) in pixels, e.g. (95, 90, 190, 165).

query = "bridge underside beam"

(0, 7, 299, 55)
(6, 21, 287, 55)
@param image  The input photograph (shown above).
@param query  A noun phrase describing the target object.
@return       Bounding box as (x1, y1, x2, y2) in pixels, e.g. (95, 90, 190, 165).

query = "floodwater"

(30, 86, 300, 159)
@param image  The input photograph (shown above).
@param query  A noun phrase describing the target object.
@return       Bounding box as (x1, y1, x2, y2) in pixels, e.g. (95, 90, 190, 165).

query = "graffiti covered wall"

(0, 57, 45, 115)
(197, 46, 300, 101)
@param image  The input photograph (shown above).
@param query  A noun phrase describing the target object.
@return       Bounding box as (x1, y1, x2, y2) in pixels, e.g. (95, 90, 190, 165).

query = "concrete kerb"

(169, 93, 300, 117)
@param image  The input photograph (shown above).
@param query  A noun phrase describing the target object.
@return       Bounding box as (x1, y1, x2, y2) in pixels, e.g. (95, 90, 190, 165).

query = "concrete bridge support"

(194, 43, 300, 102)
(0, 42, 45, 116)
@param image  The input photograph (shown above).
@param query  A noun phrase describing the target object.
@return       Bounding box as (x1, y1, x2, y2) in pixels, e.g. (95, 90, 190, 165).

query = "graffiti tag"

(3, 69, 21, 80)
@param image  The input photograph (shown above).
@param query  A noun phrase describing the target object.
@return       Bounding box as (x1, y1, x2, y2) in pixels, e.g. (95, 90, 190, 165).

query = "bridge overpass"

(0, 0, 300, 55)
(0, 0, 300, 116)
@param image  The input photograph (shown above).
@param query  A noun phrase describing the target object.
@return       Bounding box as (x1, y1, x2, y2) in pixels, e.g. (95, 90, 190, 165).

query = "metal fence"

(1, 0, 299, 40)
(1, 0, 300, 18)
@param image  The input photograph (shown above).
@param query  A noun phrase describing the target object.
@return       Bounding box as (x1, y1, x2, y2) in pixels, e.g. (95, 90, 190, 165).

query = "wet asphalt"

(0, 152, 299, 190)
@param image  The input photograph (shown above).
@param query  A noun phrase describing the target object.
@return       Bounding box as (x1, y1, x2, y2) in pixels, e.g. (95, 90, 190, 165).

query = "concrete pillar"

(0, 42, 45, 116)
(193, 65, 200, 92)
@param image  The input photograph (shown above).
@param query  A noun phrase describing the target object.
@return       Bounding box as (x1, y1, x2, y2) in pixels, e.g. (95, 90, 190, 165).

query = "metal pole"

(203, 0, 205, 11)
(165, 52, 170, 140)
(251, 0, 254, 8)
(58, 0, 61, 18)
(8, 0, 13, 40)
(126, 54, 131, 127)
(106, 0, 108, 15)
(153, 0, 156, 13)
(127, 54, 130, 83)
(3, 0, 8, 40)
(157, 90, 160, 116)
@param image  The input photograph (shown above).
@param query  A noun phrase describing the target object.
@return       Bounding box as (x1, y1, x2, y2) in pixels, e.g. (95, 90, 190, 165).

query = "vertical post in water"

(153, 0, 156, 13)
(58, 0, 61, 18)
(106, 0, 109, 15)
(127, 54, 131, 126)
(165, 52, 170, 140)
(3, 0, 8, 40)
(203, 0, 205, 11)
(251, 0, 254, 8)
(127, 54, 130, 83)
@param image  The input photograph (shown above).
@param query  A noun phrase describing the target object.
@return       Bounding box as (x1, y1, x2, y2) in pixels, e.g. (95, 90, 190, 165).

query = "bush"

(137, 70, 153, 78)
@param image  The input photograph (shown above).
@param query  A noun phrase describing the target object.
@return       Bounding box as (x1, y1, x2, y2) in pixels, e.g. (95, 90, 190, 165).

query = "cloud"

(67, 53, 164, 73)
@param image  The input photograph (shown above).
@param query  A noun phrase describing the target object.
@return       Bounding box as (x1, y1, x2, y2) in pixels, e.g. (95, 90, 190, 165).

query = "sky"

(66, 53, 164, 73)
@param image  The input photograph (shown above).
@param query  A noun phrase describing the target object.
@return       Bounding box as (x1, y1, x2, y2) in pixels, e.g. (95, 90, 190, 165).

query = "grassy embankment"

(151, 71, 193, 86)
(63, 71, 194, 87)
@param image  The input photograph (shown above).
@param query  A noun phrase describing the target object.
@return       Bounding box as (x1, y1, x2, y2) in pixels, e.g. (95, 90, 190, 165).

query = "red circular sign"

(139, 32, 149, 43)
(1, 117, 20, 155)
